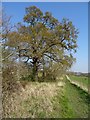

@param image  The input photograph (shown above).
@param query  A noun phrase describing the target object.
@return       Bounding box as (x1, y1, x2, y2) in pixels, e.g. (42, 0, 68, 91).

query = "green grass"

(51, 88, 74, 118)
(65, 80, 89, 118)
(69, 75, 88, 87)
(50, 78, 89, 118)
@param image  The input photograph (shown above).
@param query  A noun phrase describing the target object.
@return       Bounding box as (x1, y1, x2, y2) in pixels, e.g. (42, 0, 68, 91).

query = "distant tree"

(4, 6, 79, 81)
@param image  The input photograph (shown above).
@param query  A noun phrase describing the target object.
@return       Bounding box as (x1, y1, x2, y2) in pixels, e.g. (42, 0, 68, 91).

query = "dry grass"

(3, 81, 65, 118)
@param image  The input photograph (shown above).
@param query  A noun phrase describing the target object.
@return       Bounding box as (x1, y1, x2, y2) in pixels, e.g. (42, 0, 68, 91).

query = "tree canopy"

(2, 6, 79, 81)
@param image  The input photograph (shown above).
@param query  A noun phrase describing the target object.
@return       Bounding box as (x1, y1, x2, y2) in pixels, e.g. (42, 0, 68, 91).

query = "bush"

(2, 66, 19, 93)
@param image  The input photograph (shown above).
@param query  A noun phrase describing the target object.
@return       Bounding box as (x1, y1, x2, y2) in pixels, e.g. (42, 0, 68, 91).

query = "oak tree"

(4, 6, 78, 81)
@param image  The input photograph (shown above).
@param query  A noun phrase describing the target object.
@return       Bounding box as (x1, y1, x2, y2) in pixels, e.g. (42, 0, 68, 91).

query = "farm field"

(69, 75, 88, 89)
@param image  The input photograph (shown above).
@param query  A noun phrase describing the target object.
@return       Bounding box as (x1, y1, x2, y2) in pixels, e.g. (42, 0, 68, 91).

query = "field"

(3, 76, 90, 118)
(68, 75, 88, 93)
(69, 75, 88, 87)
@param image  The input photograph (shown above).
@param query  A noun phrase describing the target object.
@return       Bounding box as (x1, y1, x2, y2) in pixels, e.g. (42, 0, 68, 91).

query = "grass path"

(51, 77, 89, 118)
(64, 79, 89, 118)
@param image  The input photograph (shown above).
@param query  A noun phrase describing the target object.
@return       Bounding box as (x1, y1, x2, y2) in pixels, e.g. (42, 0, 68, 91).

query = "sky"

(2, 2, 88, 73)
(2, 0, 89, 2)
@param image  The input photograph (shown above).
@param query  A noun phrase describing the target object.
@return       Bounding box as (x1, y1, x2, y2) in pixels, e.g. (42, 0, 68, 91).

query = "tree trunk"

(42, 56, 45, 80)
(32, 59, 38, 81)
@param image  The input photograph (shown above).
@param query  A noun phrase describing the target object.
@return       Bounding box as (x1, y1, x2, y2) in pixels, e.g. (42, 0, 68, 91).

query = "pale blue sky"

(2, 2, 88, 73)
